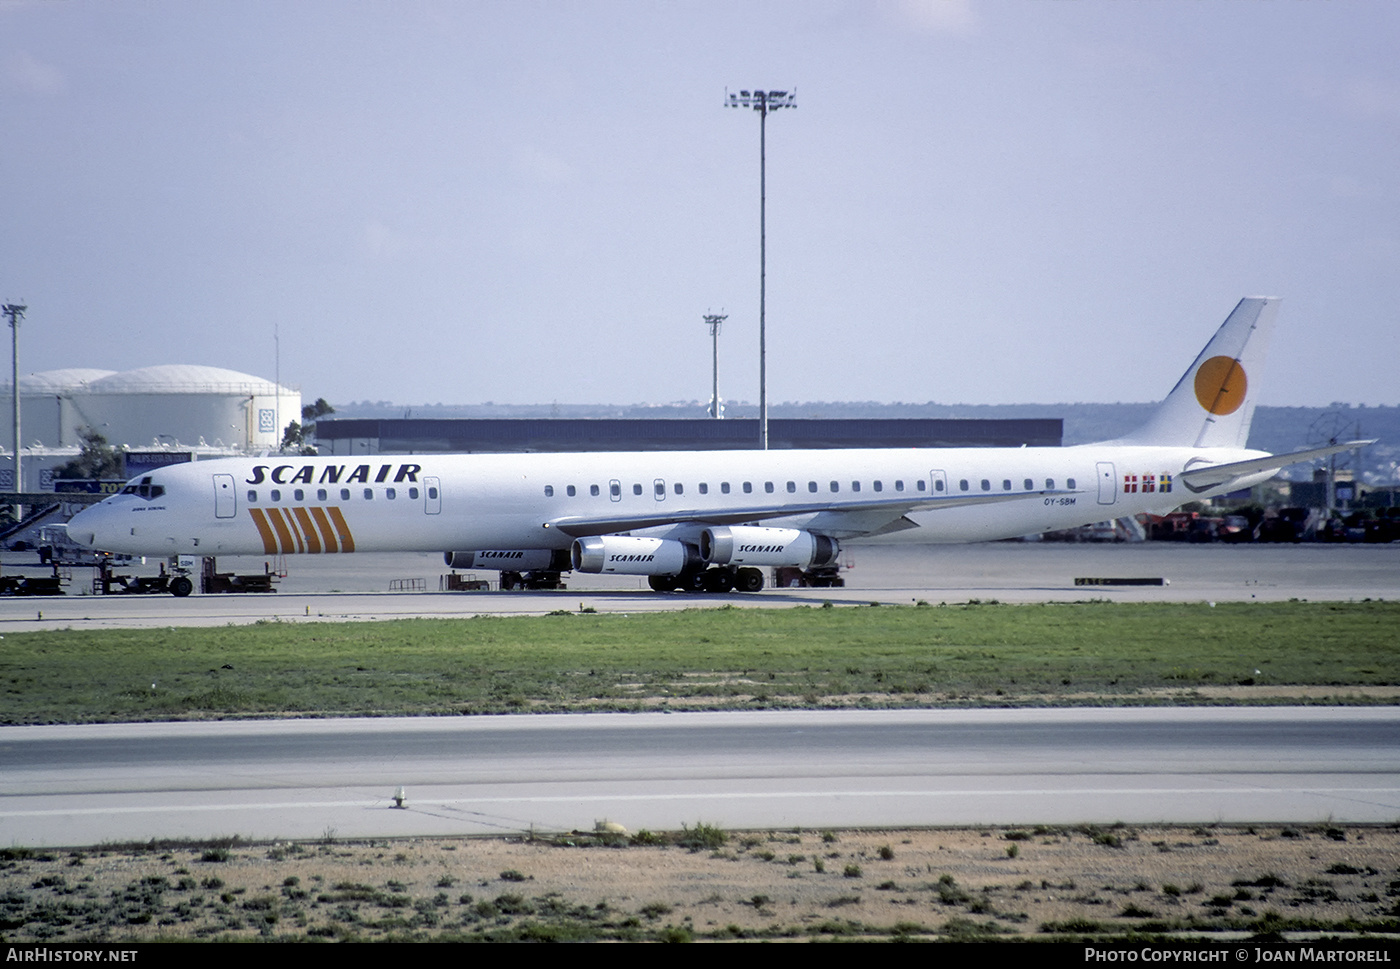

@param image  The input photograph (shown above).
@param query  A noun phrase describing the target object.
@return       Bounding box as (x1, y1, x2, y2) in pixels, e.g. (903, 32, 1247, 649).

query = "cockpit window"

(121, 476, 165, 500)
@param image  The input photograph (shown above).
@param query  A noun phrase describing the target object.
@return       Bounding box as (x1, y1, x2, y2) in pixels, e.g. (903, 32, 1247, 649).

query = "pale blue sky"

(3, 0, 1397, 408)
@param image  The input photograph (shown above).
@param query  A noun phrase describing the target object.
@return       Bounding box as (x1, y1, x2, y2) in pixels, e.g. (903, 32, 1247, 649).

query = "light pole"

(703, 311, 727, 418)
(726, 88, 795, 450)
(3, 303, 25, 519)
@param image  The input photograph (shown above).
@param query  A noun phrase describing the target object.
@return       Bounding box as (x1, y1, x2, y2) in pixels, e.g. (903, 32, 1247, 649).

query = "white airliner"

(68, 298, 1367, 595)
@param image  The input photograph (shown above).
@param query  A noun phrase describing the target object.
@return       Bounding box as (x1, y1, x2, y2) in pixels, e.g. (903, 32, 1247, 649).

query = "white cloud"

(1300, 71, 1400, 124)
(514, 145, 577, 186)
(883, 0, 978, 35)
(4, 49, 64, 95)
(361, 219, 409, 261)
(1338, 77, 1400, 123)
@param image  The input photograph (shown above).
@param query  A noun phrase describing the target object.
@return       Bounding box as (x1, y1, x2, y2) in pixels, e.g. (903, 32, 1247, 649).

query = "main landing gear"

(648, 565, 764, 594)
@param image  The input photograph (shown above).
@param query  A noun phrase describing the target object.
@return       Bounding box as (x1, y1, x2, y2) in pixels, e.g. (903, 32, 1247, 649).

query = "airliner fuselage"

(66, 298, 1370, 593)
(69, 443, 1274, 557)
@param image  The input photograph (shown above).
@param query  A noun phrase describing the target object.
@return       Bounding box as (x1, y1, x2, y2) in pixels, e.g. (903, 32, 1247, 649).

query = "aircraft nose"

(67, 505, 104, 548)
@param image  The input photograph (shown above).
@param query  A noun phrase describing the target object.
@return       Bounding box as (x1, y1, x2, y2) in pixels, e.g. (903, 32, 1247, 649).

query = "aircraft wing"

(1179, 440, 1375, 490)
(544, 489, 1078, 539)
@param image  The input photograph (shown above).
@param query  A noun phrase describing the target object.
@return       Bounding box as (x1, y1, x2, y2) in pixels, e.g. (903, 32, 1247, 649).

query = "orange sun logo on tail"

(1193, 356, 1247, 415)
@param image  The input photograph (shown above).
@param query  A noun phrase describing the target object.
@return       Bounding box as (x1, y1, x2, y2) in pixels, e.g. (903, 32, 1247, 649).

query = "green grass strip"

(1, 600, 1396, 724)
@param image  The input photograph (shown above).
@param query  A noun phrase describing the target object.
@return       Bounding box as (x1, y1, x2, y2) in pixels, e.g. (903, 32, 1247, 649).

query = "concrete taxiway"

(3, 708, 1397, 847)
(0, 543, 1396, 630)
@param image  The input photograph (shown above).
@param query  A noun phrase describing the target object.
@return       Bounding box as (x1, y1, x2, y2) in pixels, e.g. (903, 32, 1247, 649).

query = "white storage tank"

(2, 364, 300, 451)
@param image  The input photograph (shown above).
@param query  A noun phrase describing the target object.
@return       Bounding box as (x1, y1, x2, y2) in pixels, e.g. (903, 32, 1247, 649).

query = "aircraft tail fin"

(1117, 297, 1280, 448)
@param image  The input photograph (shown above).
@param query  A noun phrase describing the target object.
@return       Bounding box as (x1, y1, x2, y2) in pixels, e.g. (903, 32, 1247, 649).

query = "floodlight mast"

(703, 311, 727, 418)
(726, 88, 795, 450)
(3, 302, 26, 520)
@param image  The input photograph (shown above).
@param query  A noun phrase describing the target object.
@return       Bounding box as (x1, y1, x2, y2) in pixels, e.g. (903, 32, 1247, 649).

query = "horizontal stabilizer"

(1178, 440, 1375, 490)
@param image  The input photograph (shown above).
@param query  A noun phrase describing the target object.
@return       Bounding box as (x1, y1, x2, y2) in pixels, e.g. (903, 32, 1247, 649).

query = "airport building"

(313, 417, 1063, 455)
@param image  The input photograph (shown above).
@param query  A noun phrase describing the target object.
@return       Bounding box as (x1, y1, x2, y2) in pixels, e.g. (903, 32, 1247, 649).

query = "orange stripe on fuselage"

(249, 506, 354, 554)
(265, 508, 298, 554)
(248, 509, 279, 555)
(292, 507, 322, 554)
(280, 508, 307, 553)
(308, 507, 339, 553)
(327, 506, 355, 552)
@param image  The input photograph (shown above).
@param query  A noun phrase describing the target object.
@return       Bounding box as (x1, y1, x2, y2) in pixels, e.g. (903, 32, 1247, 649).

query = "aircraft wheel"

(704, 568, 735, 593)
(680, 570, 708, 593)
(648, 574, 675, 593)
(170, 576, 194, 598)
(735, 567, 764, 593)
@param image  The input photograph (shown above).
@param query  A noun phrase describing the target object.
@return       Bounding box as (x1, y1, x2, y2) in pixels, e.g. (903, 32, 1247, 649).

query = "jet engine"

(701, 525, 840, 569)
(571, 536, 704, 575)
(444, 549, 571, 571)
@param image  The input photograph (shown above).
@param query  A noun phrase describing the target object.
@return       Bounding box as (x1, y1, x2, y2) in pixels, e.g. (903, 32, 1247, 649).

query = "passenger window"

(830, 481, 839, 492)
(341, 488, 351, 500)
(764, 482, 774, 494)
(959, 479, 969, 492)
(1067, 478, 1077, 489)
(873, 481, 883, 492)
(743, 482, 752, 494)
(292, 488, 304, 501)
(699, 483, 708, 495)
(808, 481, 818, 493)
(722, 482, 731, 494)
(591, 484, 600, 496)
(567, 485, 576, 497)
(386, 488, 396, 500)
(247, 490, 257, 502)
(270, 489, 281, 502)
(852, 481, 861, 492)
(981, 480, 991, 491)
(427, 487, 438, 500)
(633, 483, 643, 496)
(364, 488, 374, 500)
(785, 481, 795, 493)
(1024, 479, 1033, 490)
(610, 482, 621, 498)
(895, 480, 904, 492)
(674, 483, 683, 495)
(408, 487, 418, 499)
(1045, 479, 1054, 489)
(317, 489, 328, 501)
(1002, 479, 1011, 491)
(544, 485, 554, 497)
(654, 481, 665, 497)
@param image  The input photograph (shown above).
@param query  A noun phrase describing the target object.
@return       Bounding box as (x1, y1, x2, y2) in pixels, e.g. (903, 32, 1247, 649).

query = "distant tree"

(288, 397, 335, 454)
(281, 420, 304, 450)
(281, 420, 317, 455)
(302, 398, 335, 422)
(54, 428, 124, 480)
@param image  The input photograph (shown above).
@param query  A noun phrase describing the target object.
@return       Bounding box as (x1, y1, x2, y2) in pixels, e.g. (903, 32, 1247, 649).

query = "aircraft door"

(424, 476, 441, 514)
(1096, 462, 1117, 505)
(213, 474, 236, 519)
(928, 470, 947, 495)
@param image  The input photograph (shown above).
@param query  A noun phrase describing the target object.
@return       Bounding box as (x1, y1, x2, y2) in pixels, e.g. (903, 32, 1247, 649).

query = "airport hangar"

(0, 371, 1057, 549)
(311, 417, 1062, 455)
(0, 362, 1059, 469)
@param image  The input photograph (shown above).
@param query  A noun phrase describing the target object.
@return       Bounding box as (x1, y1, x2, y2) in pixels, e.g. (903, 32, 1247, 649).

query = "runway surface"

(3, 708, 1397, 847)
(3, 545, 1394, 845)
(1, 542, 1396, 630)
